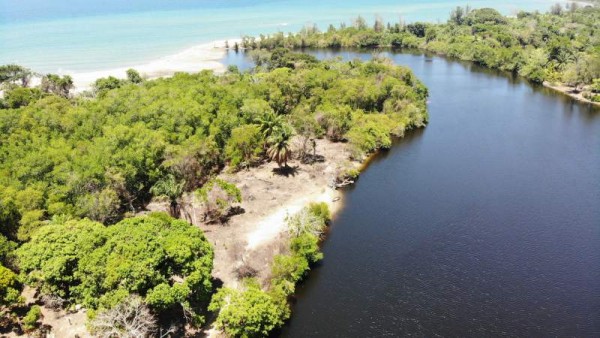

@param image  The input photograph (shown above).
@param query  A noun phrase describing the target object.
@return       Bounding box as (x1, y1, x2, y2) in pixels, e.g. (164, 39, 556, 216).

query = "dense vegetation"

(0, 52, 427, 240)
(246, 3, 600, 101)
(17, 213, 213, 323)
(0, 50, 428, 334)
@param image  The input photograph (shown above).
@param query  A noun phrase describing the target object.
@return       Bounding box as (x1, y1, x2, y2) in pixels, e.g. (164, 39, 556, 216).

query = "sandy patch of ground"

(4, 287, 90, 338)
(148, 137, 356, 288)
(543, 82, 600, 106)
(145, 138, 359, 337)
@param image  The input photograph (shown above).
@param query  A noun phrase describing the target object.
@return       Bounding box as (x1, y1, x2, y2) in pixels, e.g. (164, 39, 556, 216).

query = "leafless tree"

(41, 294, 66, 310)
(90, 295, 157, 338)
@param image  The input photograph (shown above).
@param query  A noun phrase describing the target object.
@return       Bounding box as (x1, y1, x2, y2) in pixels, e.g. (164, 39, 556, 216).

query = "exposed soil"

(3, 287, 90, 338)
(147, 137, 356, 288)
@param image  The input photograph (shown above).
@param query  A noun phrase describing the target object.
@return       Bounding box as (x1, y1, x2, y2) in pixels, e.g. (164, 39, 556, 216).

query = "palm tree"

(150, 174, 185, 217)
(267, 125, 293, 168)
(256, 111, 283, 139)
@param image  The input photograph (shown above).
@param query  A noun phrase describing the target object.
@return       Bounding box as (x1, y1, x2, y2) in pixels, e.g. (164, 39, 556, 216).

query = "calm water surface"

(225, 49, 600, 336)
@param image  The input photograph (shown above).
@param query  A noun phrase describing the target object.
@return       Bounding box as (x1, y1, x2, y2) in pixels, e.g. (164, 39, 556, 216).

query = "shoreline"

(201, 140, 362, 337)
(58, 35, 599, 106)
(146, 137, 363, 337)
(54, 39, 240, 93)
(543, 82, 600, 106)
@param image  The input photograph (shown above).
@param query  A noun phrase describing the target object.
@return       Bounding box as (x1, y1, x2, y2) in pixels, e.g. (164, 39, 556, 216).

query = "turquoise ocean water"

(1, 0, 566, 73)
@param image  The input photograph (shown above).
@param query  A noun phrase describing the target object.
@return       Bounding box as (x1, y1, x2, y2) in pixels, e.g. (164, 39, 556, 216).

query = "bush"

(126, 69, 143, 84)
(307, 202, 331, 224)
(286, 207, 326, 238)
(347, 114, 394, 154)
(291, 233, 323, 265)
(592, 79, 600, 93)
(271, 255, 309, 292)
(465, 8, 507, 25)
(273, 204, 327, 295)
(17, 219, 106, 298)
(406, 22, 427, 38)
(145, 283, 190, 311)
(196, 178, 242, 223)
(93, 76, 124, 95)
(3, 87, 42, 108)
(23, 305, 41, 331)
(209, 279, 289, 338)
(0, 235, 16, 265)
(225, 125, 263, 169)
(0, 264, 21, 307)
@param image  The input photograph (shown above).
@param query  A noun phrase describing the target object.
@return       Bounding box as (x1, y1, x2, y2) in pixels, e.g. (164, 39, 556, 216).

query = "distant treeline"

(243, 3, 600, 101)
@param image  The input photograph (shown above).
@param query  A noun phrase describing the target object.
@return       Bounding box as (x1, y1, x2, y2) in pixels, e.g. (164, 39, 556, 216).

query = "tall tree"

(267, 125, 293, 168)
(41, 74, 74, 98)
(150, 175, 185, 217)
(256, 111, 284, 142)
(0, 64, 34, 87)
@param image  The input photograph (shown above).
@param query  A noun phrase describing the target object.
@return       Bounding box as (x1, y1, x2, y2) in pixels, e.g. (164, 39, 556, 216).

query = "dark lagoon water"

(223, 50, 600, 337)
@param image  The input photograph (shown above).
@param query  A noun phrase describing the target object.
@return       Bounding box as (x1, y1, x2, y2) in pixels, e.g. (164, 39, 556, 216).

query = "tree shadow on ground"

(301, 154, 325, 164)
(272, 165, 299, 177)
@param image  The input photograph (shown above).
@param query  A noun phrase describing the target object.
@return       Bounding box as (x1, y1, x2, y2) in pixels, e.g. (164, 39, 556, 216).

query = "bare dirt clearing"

(148, 138, 356, 287)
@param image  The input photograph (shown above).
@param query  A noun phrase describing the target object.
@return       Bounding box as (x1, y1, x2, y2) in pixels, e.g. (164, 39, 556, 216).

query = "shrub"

(316, 104, 353, 141)
(225, 125, 264, 169)
(3, 87, 42, 108)
(196, 178, 242, 223)
(291, 233, 323, 265)
(145, 283, 190, 311)
(465, 8, 507, 25)
(126, 69, 143, 84)
(274, 205, 327, 296)
(286, 207, 325, 238)
(346, 114, 394, 155)
(0, 235, 16, 265)
(93, 76, 124, 95)
(307, 202, 331, 224)
(0, 265, 21, 307)
(271, 255, 309, 292)
(592, 79, 600, 93)
(209, 279, 289, 338)
(75, 188, 121, 224)
(23, 305, 41, 331)
(17, 219, 107, 298)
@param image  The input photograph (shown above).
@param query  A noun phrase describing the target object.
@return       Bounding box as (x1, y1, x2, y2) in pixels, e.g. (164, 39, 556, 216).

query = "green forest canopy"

(0, 52, 427, 242)
(16, 212, 214, 324)
(248, 4, 600, 101)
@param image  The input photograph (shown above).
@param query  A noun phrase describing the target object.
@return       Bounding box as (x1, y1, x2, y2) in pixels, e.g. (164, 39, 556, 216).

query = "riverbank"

(144, 137, 362, 336)
(544, 82, 600, 106)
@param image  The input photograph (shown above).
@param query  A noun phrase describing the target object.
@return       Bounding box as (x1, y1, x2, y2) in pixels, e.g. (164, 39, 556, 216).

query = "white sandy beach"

(57, 39, 239, 93)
